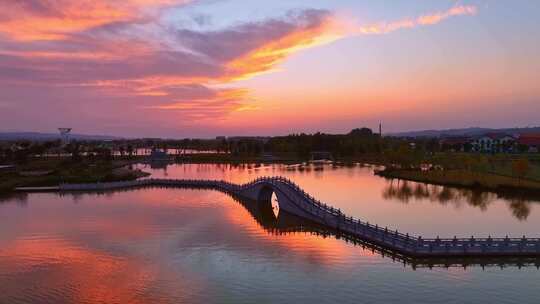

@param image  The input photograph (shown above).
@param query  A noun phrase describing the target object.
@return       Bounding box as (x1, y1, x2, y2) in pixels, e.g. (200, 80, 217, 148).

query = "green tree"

(126, 145, 134, 158)
(14, 148, 29, 164)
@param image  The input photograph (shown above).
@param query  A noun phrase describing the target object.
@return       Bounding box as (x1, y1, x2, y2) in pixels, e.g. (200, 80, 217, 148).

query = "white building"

(471, 133, 515, 153)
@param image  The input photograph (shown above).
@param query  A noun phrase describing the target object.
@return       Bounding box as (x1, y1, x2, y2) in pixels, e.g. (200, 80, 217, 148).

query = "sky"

(0, 0, 539, 138)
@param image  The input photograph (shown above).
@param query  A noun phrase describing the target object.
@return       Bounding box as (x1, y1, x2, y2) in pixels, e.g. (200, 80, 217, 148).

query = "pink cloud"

(0, 0, 190, 41)
(0, 2, 479, 136)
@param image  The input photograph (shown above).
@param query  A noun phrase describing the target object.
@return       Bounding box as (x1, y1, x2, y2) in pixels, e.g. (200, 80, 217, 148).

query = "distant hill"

(0, 132, 121, 141)
(389, 127, 540, 138)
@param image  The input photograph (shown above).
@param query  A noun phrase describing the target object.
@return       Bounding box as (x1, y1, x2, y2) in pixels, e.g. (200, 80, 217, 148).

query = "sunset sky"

(1, 0, 539, 138)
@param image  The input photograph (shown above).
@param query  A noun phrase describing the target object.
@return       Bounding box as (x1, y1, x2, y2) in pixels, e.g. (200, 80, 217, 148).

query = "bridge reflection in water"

(228, 192, 540, 270)
(42, 176, 540, 269)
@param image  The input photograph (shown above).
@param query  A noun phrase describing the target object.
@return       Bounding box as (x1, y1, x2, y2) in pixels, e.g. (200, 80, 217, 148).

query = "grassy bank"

(0, 159, 149, 193)
(376, 169, 540, 194)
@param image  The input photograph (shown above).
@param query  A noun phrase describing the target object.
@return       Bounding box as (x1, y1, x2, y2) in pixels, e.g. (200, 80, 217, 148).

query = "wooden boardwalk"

(25, 176, 540, 258)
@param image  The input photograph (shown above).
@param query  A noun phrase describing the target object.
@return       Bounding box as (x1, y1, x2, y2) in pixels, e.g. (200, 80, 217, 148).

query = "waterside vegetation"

(377, 150, 540, 194)
(0, 157, 148, 193)
(1, 127, 539, 194)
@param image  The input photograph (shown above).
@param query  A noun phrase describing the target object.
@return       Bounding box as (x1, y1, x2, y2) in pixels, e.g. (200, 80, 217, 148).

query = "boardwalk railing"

(58, 176, 540, 257)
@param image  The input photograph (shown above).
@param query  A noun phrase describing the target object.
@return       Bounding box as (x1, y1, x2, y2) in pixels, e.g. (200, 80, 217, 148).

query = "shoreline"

(375, 168, 540, 197)
(3, 155, 539, 198)
(0, 159, 149, 194)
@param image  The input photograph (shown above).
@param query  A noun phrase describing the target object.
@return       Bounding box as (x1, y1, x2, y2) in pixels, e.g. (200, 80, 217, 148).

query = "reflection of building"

(148, 149, 169, 161)
(0, 164, 16, 173)
(149, 161, 169, 170)
(262, 153, 277, 162)
(310, 151, 333, 161)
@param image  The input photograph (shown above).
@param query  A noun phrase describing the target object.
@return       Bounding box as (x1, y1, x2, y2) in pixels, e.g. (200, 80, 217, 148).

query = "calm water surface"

(1, 163, 539, 303)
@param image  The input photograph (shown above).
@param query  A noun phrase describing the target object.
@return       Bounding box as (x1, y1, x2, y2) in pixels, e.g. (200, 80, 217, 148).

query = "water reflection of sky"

(1, 165, 540, 303)
(135, 163, 540, 237)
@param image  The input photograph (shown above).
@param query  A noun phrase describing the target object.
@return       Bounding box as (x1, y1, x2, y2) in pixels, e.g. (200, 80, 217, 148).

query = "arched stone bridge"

(55, 176, 540, 258)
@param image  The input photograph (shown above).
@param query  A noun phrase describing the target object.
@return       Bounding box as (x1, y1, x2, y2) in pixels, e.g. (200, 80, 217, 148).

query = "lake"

(1, 163, 539, 303)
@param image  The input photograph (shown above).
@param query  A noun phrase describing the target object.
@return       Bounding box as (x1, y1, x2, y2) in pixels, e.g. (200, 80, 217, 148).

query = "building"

(439, 136, 471, 152)
(517, 134, 540, 153)
(435, 132, 540, 154)
(470, 133, 516, 153)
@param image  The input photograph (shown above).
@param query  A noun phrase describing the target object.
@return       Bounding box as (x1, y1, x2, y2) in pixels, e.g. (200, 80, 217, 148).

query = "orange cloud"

(0, 0, 190, 41)
(92, 5, 477, 118)
(0, 2, 129, 41)
(226, 15, 343, 80)
(91, 76, 213, 95)
(224, 5, 477, 83)
(235, 104, 260, 112)
(353, 5, 477, 35)
(145, 88, 251, 118)
(418, 5, 477, 25)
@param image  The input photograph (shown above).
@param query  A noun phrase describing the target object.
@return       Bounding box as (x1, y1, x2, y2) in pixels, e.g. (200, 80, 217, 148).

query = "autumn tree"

(512, 159, 530, 180)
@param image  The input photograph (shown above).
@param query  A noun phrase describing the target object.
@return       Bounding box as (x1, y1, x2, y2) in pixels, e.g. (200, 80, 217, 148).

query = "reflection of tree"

(435, 187, 456, 205)
(461, 190, 493, 211)
(507, 199, 531, 221)
(426, 185, 459, 207)
(396, 181, 413, 203)
(0, 192, 28, 206)
(381, 179, 537, 220)
(383, 180, 413, 203)
(71, 192, 84, 204)
(382, 180, 398, 200)
(413, 183, 429, 200)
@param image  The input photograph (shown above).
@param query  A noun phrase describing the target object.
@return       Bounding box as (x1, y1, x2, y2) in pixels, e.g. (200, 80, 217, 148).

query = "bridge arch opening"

(257, 186, 280, 218)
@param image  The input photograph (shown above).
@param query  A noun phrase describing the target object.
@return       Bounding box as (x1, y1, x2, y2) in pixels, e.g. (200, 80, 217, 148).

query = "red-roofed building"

(517, 134, 540, 153)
